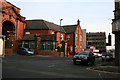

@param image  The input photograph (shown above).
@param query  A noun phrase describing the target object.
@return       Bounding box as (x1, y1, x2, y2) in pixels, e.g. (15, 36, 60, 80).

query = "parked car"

(17, 48, 34, 55)
(102, 52, 113, 61)
(73, 51, 95, 65)
(94, 53, 102, 58)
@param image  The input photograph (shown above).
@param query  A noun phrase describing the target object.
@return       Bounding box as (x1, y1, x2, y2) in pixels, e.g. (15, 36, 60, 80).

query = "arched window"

(60, 34, 64, 40)
(66, 35, 70, 40)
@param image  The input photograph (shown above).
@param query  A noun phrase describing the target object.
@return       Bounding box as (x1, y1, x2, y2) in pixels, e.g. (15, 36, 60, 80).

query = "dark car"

(102, 52, 113, 61)
(73, 51, 95, 65)
(17, 48, 34, 55)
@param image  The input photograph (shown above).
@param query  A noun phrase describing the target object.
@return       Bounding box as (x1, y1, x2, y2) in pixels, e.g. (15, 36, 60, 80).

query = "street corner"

(86, 66, 120, 75)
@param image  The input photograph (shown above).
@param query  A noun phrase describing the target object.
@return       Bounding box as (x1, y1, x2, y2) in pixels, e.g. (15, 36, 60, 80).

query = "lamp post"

(60, 19, 63, 40)
(59, 19, 63, 56)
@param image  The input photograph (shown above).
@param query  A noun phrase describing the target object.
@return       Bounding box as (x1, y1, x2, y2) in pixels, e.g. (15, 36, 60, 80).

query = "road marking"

(86, 67, 120, 75)
(48, 65, 55, 68)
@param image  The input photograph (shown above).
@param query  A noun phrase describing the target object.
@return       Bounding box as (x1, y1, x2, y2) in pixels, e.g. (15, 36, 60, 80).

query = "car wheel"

(73, 60, 76, 64)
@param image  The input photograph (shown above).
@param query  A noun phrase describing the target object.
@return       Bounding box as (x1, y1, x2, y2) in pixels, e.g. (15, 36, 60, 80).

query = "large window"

(76, 34, 78, 41)
(40, 41, 56, 50)
(66, 35, 70, 41)
(23, 41, 35, 50)
(60, 34, 64, 40)
(80, 35, 82, 42)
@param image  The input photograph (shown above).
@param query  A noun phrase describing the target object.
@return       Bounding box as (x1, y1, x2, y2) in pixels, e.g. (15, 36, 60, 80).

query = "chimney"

(106, 33, 111, 46)
(77, 19, 80, 26)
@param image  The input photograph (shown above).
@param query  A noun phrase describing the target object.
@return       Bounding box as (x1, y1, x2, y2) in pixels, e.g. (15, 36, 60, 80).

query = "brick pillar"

(35, 36, 41, 54)
(115, 33, 120, 66)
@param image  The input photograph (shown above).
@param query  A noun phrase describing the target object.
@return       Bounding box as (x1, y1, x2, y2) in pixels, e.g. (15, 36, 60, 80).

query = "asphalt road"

(2, 55, 120, 79)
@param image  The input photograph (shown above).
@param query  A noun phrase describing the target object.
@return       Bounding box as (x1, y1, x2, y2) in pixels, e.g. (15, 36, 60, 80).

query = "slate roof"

(22, 34, 35, 41)
(62, 25, 78, 33)
(25, 19, 66, 33)
(22, 34, 55, 41)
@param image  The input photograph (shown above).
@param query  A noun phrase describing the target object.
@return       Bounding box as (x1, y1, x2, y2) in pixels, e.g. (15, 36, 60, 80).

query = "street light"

(60, 19, 63, 40)
(59, 19, 63, 56)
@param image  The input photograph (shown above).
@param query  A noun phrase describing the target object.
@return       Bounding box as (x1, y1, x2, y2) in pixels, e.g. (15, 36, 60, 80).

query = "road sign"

(58, 44, 62, 48)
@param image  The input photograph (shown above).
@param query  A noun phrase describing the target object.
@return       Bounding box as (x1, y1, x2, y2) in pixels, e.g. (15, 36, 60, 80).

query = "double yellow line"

(87, 67, 120, 75)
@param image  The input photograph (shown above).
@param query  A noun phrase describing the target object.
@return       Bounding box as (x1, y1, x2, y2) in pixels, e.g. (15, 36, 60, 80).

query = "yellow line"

(87, 68, 120, 75)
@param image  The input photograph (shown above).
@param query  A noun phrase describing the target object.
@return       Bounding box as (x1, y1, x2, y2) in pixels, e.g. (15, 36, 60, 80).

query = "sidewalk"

(89, 61, 120, 74)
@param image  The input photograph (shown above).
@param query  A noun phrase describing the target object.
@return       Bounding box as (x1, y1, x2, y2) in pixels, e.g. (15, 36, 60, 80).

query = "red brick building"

(1, 1, 26, 54)
(24, 19, 83, 55)
(62, 20, 83, 54)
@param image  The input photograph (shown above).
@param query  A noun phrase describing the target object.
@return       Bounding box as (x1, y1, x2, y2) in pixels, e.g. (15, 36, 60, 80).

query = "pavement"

(88, 60, 120, 75)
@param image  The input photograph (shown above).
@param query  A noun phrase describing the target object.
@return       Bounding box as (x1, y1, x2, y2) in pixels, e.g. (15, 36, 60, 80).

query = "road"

(2, 55, 120, 79)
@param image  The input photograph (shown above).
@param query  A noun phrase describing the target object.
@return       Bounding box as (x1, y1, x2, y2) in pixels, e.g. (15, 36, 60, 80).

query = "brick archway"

(1, 1, 26, 54)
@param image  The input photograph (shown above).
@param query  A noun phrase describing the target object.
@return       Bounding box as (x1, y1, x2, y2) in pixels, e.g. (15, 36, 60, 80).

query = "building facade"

(1, 1, 26, 54)
(112, 0, 120, 65)
(82, 29, 86, 50)
(86, 32, 106, 52)
(24, 19, 83, 55)
(62, 20, 83, 54)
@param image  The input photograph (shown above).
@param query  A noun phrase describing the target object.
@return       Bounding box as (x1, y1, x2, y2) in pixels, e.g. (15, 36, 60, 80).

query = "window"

(119, 1, 120, 9)
(71, 45, 73, 52)
(60, 34, 64, 40)
(66, 35, 70, 41)
(80, 46, 82, 51)
(76, 34, 78, 41)
(51, 32, 54, 34)
(80, 35, 82, 42)
(76, 45, 78, 51)
(40, 41, 56, 50)
(25, 32, 30, 34)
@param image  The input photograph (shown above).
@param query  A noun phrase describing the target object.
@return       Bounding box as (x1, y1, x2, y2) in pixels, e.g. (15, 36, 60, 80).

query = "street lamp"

(60, 19, 63, 40)
(59, 19, 63, 56)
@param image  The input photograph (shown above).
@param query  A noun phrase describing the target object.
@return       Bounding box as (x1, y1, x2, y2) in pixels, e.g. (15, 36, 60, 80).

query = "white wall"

(0, 38, 3, 56)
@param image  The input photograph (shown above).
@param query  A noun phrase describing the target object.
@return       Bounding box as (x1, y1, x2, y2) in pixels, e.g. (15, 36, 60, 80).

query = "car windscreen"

(76, 51, 89, 55)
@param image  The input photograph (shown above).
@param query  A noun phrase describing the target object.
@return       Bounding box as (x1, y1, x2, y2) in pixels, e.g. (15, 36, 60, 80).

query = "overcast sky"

(7, 0, 115, 45)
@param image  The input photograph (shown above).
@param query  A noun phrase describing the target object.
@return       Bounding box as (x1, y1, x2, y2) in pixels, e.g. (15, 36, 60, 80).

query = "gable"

(62, 25, 77, 33)
(2, 1, 26, 22)
(75, 25, 83, 34)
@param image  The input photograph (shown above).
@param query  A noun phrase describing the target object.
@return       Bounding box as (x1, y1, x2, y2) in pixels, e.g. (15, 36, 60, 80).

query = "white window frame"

(66, 35, 70, 41)
(60, 34, 64, 40)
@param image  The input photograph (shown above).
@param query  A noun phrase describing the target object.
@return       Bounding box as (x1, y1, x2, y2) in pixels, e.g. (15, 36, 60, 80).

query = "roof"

(25, 20, 66, 33)
(39, 34, 55, 41)
(22, 34, 35, 41)
(62, 25, 78, 33)
(22, 34, 55, 41)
